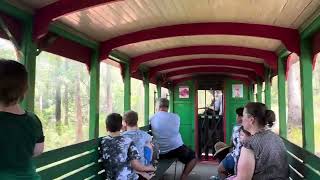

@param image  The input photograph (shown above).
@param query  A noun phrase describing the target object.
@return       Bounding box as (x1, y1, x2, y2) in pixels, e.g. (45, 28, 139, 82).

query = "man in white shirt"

(150, 98, 197, 180)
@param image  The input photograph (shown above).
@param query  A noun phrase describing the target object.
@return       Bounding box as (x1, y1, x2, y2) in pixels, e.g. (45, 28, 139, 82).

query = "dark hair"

(157, 98, 169, 108)
(239, 126, 251, 136)
(245, 102, 275, 127)
(236, 107, 244, 116)
(106, 113, 122, 132)
(123, 111, 138, 127)
(0, 59, 28, 106)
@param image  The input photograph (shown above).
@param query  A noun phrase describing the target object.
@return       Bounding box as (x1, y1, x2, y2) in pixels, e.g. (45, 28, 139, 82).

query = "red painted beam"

(148, 58, 265, 79)
(166, 67, 257, 81)
(172, 75, 251, 85)
(0, 12, 22, 45)
(100, 22, 300, 59)
(33, 0, 121, 40)
(38, 34, 92, 66)
(131, 45, 277, 72)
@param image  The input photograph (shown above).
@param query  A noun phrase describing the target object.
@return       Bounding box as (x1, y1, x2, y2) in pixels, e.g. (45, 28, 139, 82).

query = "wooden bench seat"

(282, 138, 320, 180)
(33, 125, 176, 179)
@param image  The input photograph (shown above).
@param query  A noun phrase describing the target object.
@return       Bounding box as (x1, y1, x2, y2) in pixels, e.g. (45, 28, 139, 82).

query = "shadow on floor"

(161, 161, 218, 180)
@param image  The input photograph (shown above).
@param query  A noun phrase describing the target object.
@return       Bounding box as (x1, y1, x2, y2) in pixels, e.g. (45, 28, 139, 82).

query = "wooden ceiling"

(6, 0, 320, 84)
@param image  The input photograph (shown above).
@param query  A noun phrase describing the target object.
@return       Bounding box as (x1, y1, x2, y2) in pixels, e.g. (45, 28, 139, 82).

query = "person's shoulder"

(232, 124, 241, 131)
(139, 130, 152, 139)
(25, 112, 43, 127)
(122, 135, 134, 143)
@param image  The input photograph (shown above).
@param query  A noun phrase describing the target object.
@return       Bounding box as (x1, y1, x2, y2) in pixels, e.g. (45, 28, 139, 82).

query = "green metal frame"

(169, 86, 174, 112)
(20, 19, 37, 112)
(264, 68, 271, 108)
(249, 84, 254, 102)
(143, 73, 150, 125)
(0, 1, 31, 21)
(124, 63, 131, 111)
(109, 49, 130, 64)
(157, 81, 161, 99)
(301, 14, 320, 39)
(48, 23, 98, 49)
(278, 53, 287, 138)
(256, 80, 262, 102)
(89, 49, 100, 139)
(300, 38, 315, 153)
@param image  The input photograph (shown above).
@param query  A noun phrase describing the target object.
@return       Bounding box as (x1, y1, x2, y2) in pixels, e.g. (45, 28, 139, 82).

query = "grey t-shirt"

(150, 111, 184, 154)
(243, 130, 289, 180)
(122, 129, 152, 165)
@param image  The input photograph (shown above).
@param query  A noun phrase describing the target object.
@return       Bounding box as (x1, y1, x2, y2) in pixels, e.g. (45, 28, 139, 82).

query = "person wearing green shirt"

(0, 59, 45, 179)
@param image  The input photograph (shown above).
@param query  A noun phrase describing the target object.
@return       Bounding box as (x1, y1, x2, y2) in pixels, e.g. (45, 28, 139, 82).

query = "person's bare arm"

(131, 159, 155, 172)
(33, 142, 44, 157)
(234, 147, 255, 180)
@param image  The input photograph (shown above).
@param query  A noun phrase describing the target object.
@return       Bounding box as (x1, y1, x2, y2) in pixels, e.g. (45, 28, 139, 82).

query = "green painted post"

(278, 54, 287, 138)
(20, 18, 37, 112)
(157, 81, 161, 99)
(248, 84, 254, 102)
(169, 86, 174, 112)
(124, 64, 131, 111)
(89, 49, 100, 139)
(265, 69, 271, 108)
(300, 38, 315, 153)
(143, 73, 149, 125)
(257, 80, 262, 102)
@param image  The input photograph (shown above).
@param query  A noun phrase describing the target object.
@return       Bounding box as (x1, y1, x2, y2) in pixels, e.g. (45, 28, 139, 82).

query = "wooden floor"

(161, 160, 218, 180)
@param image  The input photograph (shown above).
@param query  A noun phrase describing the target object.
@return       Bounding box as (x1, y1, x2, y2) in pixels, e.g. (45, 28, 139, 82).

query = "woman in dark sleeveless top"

(233, 102, 289, 180)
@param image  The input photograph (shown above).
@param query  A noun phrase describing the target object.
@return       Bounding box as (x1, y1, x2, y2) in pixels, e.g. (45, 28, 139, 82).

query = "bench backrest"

(33, 125, 151, 179)
(282, 138, 320, 180)
(33, 139, 105, 180)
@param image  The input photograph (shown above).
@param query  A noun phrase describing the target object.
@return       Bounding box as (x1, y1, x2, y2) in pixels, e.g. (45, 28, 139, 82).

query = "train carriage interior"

(1, 0, 320, 179)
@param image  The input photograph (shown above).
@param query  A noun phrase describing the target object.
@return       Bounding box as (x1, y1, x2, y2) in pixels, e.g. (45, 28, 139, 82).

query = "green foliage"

(0, 38, 17, 60)
(34, 52, 90, 151)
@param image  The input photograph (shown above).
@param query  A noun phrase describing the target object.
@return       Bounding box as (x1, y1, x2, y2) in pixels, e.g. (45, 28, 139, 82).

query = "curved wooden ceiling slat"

(131, 45, 277, 72)
(100, 22, 299, 60)
(144, 54, 264, 67)
(148, 59, 265, 79)
(165, 67, 257, 81)
(172, 75, 251, 85)
(117, 35, 281, 57)
(33, 0, 121, 39)
(56, 0, 318, 42)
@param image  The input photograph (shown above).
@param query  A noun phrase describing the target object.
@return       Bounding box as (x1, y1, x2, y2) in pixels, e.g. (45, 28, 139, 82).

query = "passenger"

(230, 107, 244, 173)
(0, 59, 45, 179)
(212, 141, 232, 164)
(232, 102, 289, 180)
(210, 107, 244, 179)
(150, 98, 197, 180)
(122, 111, 153, 166)
(100, 113, 155, 180)
(226, 126, 251, 180)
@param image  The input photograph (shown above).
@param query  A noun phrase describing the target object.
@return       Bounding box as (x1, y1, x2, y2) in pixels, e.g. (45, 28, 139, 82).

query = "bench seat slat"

(34, 139, 99, 167)
(282, 138, 320, 171)
(38, 151, 99, 180)
(64, 162, 101, 180)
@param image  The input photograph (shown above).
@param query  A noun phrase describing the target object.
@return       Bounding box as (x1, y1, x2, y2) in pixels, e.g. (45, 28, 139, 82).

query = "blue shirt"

(150, 111, 183, 154)
(122, 129, 152, 165)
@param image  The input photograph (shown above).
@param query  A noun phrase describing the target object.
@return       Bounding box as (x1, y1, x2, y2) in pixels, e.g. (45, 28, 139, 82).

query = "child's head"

(236, 107, 244, 124)
(239, 126, 251, 143)
(0, 59, 28, 107)
(106, 113, 123, 132)
(123, 110, 138, 127)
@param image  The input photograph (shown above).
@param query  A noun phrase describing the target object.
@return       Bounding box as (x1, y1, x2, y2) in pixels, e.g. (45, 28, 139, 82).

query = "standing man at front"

(150, 98, 197, 180)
